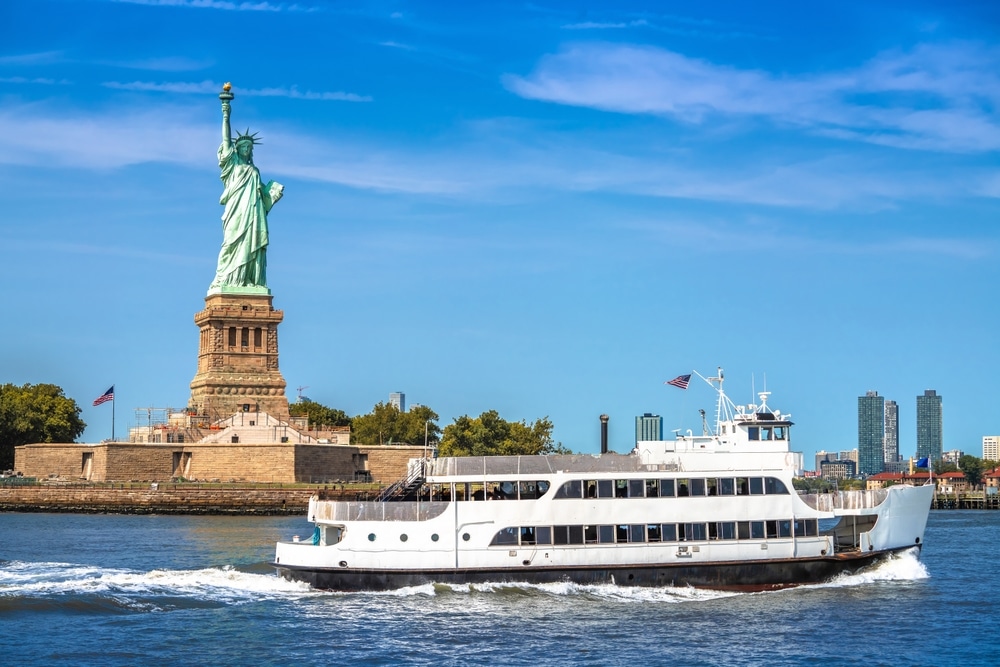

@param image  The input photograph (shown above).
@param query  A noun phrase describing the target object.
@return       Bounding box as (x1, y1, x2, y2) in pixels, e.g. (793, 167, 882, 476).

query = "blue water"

(1, 510, 996, 666)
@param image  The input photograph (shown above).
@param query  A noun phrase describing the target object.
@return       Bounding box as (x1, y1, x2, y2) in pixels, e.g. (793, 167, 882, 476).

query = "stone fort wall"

(14, 442, 425, 484)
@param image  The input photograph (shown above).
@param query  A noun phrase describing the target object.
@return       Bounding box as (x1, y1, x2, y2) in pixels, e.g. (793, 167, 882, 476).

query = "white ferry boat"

(273, 372, 933, 591)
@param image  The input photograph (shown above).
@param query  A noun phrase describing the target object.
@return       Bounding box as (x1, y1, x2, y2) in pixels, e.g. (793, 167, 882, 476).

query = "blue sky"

(2, 0, 999, 466)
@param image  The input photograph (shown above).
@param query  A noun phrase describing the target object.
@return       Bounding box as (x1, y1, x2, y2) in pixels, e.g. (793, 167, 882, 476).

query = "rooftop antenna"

(699, 409, 709, 436)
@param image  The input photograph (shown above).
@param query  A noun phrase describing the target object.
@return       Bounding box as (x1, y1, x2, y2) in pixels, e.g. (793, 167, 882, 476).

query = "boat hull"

(273, 546, 916, 592)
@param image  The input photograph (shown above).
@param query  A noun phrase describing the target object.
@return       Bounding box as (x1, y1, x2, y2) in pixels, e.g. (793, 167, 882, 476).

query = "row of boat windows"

(554, 476, 789, 500)
(489, 519, 820, 547)
(416, 477, 789, 502)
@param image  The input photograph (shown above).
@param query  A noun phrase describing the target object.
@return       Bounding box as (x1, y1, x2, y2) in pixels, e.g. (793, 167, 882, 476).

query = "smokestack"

(600, 414, 609, 454)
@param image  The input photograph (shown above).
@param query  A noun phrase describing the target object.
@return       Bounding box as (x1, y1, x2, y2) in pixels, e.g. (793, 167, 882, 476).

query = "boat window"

(519, 481, 537, 500)
(537, 481, 550, 496)
(568, 526, 584, 545)
(778, 520, 792, 538)
(690, 478, 706, 496)
(708, 522, 718, 540)
(553, 526, 571, 545)
(597, 479, 614, 498)
(616, 525, 629, 543)
(794, 519, 818, 537)
(761, 427, 772, 441)
(773, 426, 786, 440)
(737, 522, 750, 540)
(586, 481, 598, 498)
(719, 522, 736, 540)
(719, 478, 735, 495)
(737, 478, 750, 495)
(599, 525, 615, 543)
(628, 479, 645, 498)
(764, 477, 789, 495)
(520, 527, 537, 545)
(662, 524, 677, 541)
(555, 480, 583, 499)
(368, 533, 376, 542)
(765, 521, 779, 539)
(748, 426, 760, 440)
(536, 526, 552, 545)
(684, 523, 707, 541)
(470, 482, 486, 501)
(615, 480, 628, 498)
(706, 479, 718, 496)
(584, 525, 599, 544)
(491, 528, 519, 546)
(647, 524, 662, 542)
(677, 479, 690, 497)
(629, 525, 646, 543)
(498, 481, 518, 499)
(454, 483, 467, 501)
(645, 479, 659, 498)
(659, 479, 675, 497)
(749, 477, 764, 495)
(750, 521, 765, 539)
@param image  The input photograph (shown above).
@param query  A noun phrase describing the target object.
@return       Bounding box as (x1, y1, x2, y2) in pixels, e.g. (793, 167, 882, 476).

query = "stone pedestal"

(188, 291, 289, 419)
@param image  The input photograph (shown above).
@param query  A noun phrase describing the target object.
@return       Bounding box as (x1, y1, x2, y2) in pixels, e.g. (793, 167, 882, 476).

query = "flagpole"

(112, 391, 116, 442)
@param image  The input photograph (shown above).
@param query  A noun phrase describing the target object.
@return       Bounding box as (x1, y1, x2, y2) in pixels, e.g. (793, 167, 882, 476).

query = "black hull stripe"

(273, 548, 914, 592)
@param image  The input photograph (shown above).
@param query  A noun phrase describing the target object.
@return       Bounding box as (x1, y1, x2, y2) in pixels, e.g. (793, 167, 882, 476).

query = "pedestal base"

(188, 292, 289, 420)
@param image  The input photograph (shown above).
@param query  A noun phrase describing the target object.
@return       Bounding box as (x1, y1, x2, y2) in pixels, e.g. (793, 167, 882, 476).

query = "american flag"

(93, 386, 115, 406)
(665, 374, 691, 390)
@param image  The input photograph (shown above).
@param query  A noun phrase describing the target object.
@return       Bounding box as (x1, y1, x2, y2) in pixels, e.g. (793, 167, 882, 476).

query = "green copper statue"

(209, 83, 284, 292)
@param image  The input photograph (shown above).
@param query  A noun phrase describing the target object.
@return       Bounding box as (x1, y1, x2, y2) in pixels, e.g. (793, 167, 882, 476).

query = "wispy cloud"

(0, 77, 70, 85)
(0, 102, 992, 210)
(102, 80, 371, 101)
(0, 51, 64, 66)
(108, 56, 213, 72)
(505, 42, 1000, 153)
(563, 20, 649, 30)
(111, 0, 297, 10)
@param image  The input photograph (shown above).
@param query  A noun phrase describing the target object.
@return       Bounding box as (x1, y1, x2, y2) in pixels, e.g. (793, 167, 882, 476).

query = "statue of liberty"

(210, 83, 284, 292)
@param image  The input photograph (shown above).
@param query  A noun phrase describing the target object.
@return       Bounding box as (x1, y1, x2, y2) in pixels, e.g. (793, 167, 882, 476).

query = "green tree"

(0, 383, 86, 469)
(438, 410, 568, 456)
(351, 402, 441, 447)
(959, 454, 986, 488)
(288, 399, 351, 428)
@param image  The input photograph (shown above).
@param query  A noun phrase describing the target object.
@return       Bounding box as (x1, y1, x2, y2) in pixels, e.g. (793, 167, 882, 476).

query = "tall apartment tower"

(858, 390, 885, 476)
(635, 413, 663, 441)
(916, 389, 943, 461)
(884, 399, 899, 464)
(389, 392, 406, 412)
(983, 436, 1000, 462)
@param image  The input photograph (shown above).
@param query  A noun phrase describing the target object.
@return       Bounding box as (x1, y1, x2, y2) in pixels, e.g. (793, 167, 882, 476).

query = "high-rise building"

(858, 390, 885, 476)
(635, 413, 663, 441)
(815, 450, 837, 473)
(916, 389, 943, 461)
(884, 399, 899, 464)
(984, 436, 1000, 462)
(389, 392, 406, 413)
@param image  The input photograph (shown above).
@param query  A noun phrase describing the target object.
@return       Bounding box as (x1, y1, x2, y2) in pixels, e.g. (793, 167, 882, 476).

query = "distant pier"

(932, 492, 1000, 510)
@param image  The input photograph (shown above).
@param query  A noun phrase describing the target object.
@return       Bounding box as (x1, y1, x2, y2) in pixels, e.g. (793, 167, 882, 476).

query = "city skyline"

(2, 1, 999, 464)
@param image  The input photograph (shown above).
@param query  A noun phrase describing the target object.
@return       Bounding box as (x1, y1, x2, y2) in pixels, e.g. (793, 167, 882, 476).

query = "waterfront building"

(390, 392, 406, 412)
(884, 400, 899, 464)
(983, 436, 1000, 462)
(942, 449, 963, 466)
(858, 391, 885, 476)
(916, 390, 943, 462)
(814, 450, 837, 473)
(820, 459, 856, 480)
(635, 413, 663, 441)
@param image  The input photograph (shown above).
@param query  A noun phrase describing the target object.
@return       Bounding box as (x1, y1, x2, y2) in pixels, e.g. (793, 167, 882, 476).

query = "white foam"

(814, 547, 929, 588)
(0, 561, 318, 604)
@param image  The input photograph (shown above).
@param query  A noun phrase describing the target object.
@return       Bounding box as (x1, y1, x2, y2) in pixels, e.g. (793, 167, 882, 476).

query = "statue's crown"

(234, 128, 261, 146)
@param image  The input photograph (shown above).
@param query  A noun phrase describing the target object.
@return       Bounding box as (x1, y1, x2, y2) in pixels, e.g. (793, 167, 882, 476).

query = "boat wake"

(0, 560, 318, 613)
(811, 547, 929, 589)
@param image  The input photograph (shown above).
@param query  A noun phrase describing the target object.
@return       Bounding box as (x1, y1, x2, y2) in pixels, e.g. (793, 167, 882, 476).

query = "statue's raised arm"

(208, 83, 284, 294)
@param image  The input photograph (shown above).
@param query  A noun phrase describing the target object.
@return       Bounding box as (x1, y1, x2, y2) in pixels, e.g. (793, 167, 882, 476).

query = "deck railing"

(798, 488, 890, 511)
(311, 500, 450, 522)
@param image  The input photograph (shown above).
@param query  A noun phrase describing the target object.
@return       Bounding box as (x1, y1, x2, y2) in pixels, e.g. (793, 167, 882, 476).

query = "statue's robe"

(210, 142, 279, 288)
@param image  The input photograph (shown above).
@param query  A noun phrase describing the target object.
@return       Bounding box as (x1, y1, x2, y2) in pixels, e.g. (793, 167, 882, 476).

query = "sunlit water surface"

(1, 511, 996, 666)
